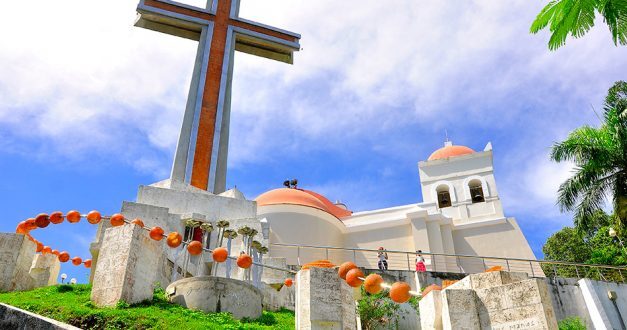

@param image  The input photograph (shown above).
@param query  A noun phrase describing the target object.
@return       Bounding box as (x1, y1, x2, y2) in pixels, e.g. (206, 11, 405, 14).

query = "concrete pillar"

(419, 289, 443, 330)
(91, 225, 162, 306)
(441, 289, 479, 330)
(29, 254, 60, 287)
(0, 233, 36, 292)
(295, 267, 357, 330)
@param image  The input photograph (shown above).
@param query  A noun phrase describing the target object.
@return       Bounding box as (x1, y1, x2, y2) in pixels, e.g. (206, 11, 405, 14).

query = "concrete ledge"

(0, 303, 80, 330)
(166, 276, 263, 320)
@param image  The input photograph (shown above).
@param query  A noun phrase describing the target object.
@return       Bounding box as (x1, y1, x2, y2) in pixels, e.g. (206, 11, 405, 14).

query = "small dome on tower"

(428, 141, 475, 161)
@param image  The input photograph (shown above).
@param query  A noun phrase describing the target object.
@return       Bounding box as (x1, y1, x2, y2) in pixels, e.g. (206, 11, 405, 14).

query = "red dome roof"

(428, 144, 475, 161)
(255, 188, 352, 219)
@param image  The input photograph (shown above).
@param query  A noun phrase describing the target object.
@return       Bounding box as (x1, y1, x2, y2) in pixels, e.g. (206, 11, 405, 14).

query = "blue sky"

(1, 0, 627, 283)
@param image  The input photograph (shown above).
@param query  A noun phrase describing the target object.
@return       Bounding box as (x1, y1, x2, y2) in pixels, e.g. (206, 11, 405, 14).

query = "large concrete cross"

(135, 0, 301, 193)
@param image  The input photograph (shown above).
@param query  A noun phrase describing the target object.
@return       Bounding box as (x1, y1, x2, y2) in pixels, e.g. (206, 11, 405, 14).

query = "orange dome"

(428, 144, 474, 161)
(255, 188, 352, 219)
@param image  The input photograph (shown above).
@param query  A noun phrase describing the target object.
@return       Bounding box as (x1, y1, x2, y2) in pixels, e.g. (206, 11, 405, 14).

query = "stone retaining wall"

(0, 303, 79, 330)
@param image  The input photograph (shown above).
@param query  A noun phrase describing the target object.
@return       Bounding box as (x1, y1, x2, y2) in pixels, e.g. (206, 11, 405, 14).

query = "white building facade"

(257, 142, 539, 274)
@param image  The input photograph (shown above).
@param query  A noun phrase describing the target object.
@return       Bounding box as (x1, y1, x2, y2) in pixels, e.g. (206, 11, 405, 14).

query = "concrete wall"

(546, 278, 593, 328)
(451, 218, 541, 275)
(579, 278, 627, 329)
(0, 303, 80, 330)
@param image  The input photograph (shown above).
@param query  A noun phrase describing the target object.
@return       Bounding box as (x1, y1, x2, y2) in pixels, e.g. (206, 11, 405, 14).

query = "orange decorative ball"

(389, 282, 411, 303)
(42, 246, 52, 255)
(131, 218, 145, 228)
(237, 254, 253, 269)
(66, 210, 81, 223)
(284, 278, 293, 287)
(52, 250, 60, 256)
(49, 211, 64, 224)
(25, 218, 38, 231)
(110, 213, 125, 227)
(364, 274, 384, 294)
(58, 251, 70, 263)
(35, 213, 50, 228)
(345, 268, 364, 288)
(35, 241, 44, 253)
(86, 211, 102, 224)
(84, 259, 92, 268)
(72, 257, 82, 266)
(338, 261, 358, 280)
(149, 227, 165, 241)
(15, 221, 28, 234)
(26, 234, 35, 242)
(187, 241, 203, 256)
(212, 247, 229, 262)
(166, 232, 182, 248)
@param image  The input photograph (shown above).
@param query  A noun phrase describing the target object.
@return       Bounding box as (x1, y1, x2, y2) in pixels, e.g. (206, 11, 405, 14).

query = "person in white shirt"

(377, 247, 388, 270)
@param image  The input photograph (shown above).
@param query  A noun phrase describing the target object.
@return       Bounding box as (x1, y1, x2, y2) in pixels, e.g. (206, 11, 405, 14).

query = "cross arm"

(135, 0, 213, 41)
(230, 18, 301, 64)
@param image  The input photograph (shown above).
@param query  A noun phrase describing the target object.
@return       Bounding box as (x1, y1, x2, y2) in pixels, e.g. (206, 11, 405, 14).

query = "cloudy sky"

(1, 0, 626, 282)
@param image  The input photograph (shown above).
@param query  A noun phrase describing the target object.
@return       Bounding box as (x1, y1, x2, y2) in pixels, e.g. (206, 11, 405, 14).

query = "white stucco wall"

(451, 218, 541, 275)
(259, 205, 346, 266)
(579, 279, 627, 330)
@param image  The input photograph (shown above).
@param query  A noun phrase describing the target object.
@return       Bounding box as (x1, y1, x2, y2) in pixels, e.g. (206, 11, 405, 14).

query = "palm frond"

(531, 0, 598, 50)
(550, 126, 614, 163)
(598, 0, 627, 45)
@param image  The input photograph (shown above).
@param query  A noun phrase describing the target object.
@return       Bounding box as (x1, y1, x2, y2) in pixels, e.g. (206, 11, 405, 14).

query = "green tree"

(543, 227, 592, 263)
(551, 81, 627, 233)
(356, 286, 420, 330)
(530, 0, 627, 50)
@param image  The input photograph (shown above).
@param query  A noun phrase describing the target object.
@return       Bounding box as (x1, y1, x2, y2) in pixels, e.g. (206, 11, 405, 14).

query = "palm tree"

(530, 0, 627, 50)
(551, 81, 627, 232)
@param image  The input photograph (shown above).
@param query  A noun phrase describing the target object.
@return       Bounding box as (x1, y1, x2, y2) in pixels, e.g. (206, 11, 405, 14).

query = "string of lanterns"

(338, 261, 417, 303)
(14, 211, 288, 277)
(16, 212, 417, 303)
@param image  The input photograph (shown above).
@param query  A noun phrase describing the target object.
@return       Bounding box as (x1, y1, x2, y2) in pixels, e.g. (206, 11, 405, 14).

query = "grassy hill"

(0, 284, 294, 330)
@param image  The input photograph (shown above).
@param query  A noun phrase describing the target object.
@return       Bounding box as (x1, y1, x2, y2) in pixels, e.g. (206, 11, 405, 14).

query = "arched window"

(436, 185, 452, 208)
(469, 179, 485, 203)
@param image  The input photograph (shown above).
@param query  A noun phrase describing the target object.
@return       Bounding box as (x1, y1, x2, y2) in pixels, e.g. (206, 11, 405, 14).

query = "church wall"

(450, 218, 540, 275)
(262, 208, 345, 266)
(344, 224, 415, 270)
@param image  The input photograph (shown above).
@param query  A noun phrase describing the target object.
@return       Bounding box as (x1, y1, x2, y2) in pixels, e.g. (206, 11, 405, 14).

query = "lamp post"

(609, 227, 627, 257)
(61, 273, 67, 284)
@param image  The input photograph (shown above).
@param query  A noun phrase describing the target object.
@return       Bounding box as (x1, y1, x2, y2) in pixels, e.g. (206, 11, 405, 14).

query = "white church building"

(91, 141, 540, 284)
(256, 141, 539, 274)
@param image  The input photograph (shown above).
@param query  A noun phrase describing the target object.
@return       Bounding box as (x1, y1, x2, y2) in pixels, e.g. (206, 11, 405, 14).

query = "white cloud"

(1, 0, 626, 205)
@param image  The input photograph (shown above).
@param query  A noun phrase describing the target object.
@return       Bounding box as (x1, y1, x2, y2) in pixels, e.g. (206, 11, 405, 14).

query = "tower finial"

(444, 130, 452, 147)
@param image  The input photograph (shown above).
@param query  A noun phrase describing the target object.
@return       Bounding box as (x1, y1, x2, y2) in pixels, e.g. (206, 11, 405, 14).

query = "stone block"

(29, 253, 60, 287)
(419, 288, 443, 330)
(475, 279, 558, 330)
(441, 289, 480, 330)
(468, 271, 528, 290)
(296, 267, 357, 330)
(261, 282, 295, 312)
(0, 233, 36, 292)
(166, 276, 263, 319)
(479, 303, 558, 330)
(261, 257, 290, 285)
(91, 225, 162, 306)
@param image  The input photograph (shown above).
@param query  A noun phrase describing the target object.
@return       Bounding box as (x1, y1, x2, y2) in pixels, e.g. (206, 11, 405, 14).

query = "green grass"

(558, 317, 587, 330)
(0, 285, 295, 330)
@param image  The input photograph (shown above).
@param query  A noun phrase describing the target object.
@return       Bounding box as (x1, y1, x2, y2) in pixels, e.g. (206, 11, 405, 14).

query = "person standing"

(416, 250, 426, 272)
(377, 247, 389, 270)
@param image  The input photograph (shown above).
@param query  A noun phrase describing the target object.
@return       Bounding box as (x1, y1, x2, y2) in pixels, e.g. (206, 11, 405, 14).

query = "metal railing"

(271, 243, 627, 283)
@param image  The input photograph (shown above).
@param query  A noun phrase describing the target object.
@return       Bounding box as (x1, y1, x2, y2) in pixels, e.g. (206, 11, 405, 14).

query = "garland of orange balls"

(337, 261, 416, 304)
(15, 212, 413, 302)
(15, 211, 258, 273)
